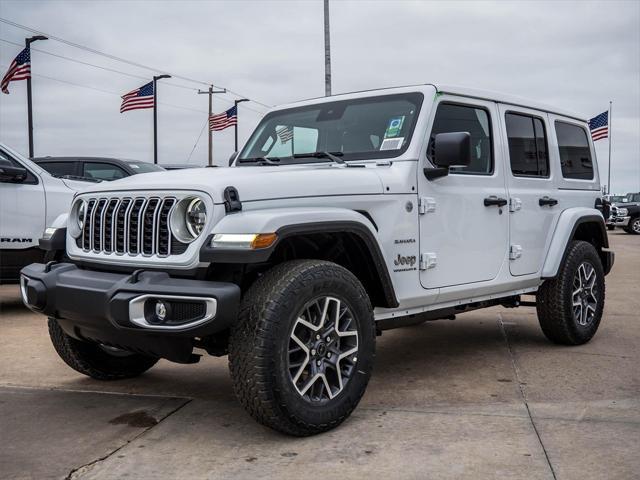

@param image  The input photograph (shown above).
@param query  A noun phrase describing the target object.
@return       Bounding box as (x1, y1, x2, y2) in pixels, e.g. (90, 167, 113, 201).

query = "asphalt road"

(1, 231, 638, 480)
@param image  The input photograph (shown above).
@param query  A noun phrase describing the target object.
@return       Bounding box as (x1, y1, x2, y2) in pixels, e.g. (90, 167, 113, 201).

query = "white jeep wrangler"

(21, 84, 614, 436)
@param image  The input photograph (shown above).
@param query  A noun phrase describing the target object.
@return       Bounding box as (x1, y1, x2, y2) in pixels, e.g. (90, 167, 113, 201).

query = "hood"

(75, 164, 385, 203)
(60, 177, 99, 191)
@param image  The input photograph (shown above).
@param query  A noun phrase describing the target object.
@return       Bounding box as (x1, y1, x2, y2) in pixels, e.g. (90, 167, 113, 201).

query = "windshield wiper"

(237, 156, 281, 166)
(293, 151, 345, 164)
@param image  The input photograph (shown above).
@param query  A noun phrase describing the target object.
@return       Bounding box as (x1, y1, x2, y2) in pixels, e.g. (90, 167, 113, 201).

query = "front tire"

(228, 260, 375, 436)
(536, 241, 605, 345)
(625, 216, 640, 235)
(48, 319, 159, 380)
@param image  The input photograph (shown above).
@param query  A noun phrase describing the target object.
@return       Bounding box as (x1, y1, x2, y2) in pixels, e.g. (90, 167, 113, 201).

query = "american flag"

(209, 106, 237, 131)
(588, 111, 609, 141)
(1, 47, 31, 94)
(120, 81, 154, 113)
(276, 125, 294, 143)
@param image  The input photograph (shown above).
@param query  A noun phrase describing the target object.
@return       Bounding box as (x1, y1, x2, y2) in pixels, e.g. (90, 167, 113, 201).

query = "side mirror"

(228, 151, 238, 166)
(0, 164, 28, 183)
(424, 132, 471, 180)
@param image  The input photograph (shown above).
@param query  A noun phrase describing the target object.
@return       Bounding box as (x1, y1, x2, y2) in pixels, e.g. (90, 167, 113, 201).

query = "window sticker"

(384, 116, 405, 138)
(129, 164, 140, 169)
(380, 137, 404, 151)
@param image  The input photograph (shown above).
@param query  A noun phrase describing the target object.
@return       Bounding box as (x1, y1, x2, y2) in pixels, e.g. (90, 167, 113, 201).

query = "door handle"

(484, 196, 508, 207)
(539, 197, 558, 207)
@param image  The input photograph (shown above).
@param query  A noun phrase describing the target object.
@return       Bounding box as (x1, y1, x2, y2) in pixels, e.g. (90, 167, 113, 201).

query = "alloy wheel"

(632, 218, 640, 234)
(287, 296, 359, 403)
(572, 262, 598, 326)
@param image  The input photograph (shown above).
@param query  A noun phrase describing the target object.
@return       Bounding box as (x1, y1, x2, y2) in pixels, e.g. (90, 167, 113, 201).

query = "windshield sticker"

(384, 116, 405, 138)
(380, 137, 404, 151)
(129, 164, 140, 169)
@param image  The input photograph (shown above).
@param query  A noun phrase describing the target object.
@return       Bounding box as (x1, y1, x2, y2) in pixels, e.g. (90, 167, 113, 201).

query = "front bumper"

(20, 263, 241, 363)
(607, 215, 630, 227)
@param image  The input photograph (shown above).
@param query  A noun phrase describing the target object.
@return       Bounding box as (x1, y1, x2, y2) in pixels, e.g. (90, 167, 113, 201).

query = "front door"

(418, 98, 509, 289)
(0, 148, 45, 251)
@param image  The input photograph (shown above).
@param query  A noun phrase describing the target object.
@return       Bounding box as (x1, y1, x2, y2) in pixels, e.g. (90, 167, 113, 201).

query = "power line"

(186, 118, 209, 165)
(0, 37, 198, 91)
(0, 17, 273, 108)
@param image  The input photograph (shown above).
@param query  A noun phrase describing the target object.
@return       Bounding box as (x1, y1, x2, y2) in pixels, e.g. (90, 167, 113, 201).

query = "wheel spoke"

(287, 295, 359, 403)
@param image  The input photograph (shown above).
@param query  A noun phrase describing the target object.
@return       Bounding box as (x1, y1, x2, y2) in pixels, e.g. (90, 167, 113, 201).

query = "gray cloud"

(0, 0, 638, 192)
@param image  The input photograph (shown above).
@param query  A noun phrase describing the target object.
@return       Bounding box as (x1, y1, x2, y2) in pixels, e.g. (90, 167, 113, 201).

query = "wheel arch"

(200, 207, 398, 309)
(542, 208, 613, 278)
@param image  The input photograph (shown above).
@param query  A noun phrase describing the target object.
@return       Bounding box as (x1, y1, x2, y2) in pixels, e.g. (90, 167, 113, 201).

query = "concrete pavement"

(1, 231, 638, 479)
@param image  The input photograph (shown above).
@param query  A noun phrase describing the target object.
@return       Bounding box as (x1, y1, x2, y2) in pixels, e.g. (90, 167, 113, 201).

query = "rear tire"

(536, 241, 605, 345)
(228, 260, 375, 436)
(48, 318, 159, 380)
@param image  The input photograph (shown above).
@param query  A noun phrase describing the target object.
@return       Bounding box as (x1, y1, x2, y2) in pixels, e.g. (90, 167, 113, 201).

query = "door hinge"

(418, 197, 436, 215)
(509, 197, 522, 212)
(419, 253, 437, 270)
(509, 244, 523, 260)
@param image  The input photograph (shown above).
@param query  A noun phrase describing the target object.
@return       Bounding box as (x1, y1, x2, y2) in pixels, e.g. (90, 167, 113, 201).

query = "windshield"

(239, 93, 423, 164)
(126, 162, 165, 173)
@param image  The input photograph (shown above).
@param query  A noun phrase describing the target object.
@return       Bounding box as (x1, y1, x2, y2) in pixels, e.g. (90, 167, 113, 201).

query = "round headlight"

(69, 199, 87, 238)
(170, 197, 207, 243)
(186, 198, 207, 238)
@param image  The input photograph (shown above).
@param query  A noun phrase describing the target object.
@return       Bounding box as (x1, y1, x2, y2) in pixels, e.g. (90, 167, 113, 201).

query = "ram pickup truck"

(0, 143, 90, 283)
(21, 84, 614, 436)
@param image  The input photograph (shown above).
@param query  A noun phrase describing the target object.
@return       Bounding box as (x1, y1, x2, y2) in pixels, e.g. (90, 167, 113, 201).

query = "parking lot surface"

(1, 231, 638, 479)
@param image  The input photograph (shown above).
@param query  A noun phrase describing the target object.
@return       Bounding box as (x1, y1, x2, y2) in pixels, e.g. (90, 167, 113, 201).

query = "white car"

(21, 84, 614, 436)
(0, 143, 90, 283)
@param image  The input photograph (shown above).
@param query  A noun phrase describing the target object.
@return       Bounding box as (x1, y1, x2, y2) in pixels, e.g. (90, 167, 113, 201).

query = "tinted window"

(125, 162, 165, 174)
(39, 161, 77, 177)
(555, 122, 594, 180)
(0, 149, 38, 184)
(429, 104, 492, 174)
(506, 113, 549, 177)
(83, 162, 127, 181)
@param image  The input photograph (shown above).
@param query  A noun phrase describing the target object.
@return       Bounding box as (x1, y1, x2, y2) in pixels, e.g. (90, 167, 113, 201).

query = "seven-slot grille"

(78, 196, 178, 257)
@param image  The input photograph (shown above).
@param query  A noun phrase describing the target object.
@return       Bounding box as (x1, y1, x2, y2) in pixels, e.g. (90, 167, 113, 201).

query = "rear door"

(418, 98, 509, 289)
(499, 105, 559, 276)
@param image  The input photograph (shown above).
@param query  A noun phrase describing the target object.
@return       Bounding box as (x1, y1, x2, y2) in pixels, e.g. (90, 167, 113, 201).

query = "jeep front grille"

(78, 196, 186, 257)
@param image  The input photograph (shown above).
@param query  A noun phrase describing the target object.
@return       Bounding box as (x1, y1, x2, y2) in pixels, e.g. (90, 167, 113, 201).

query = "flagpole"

(324, 0, 332, 96)
(153, 75, 171, 164)
(234, 98, 249, 153)
(25, 35, 47, 158)
(198, 86, 226, 166)
(607, 101, 612, 195)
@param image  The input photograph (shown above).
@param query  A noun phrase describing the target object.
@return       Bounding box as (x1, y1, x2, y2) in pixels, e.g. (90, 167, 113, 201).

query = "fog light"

(155, 301, 167, 322)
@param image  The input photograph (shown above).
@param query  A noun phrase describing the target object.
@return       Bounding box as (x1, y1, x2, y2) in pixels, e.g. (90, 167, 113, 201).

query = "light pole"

(234, 98, 249, 152)
(153, 74, 171, 164)
(25, 35, 47, 158)
(323, 0, 332, 96)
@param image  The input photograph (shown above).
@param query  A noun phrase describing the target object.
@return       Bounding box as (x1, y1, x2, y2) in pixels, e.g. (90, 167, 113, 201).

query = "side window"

(83, 162, 127, 181)
(40, 162, 77, 177)
(0, 149, 38, 184)
(555, 122, 594, 180)
(505, 113, 549, 177)
(429, 103, 492, 174)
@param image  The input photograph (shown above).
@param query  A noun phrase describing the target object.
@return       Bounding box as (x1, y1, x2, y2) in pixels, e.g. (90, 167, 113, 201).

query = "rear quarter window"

(555, 121, 594, 180)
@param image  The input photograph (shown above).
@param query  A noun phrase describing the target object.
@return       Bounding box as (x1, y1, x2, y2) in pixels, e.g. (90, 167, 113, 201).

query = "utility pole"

(234, 98, 249, 152)
(323, 0, 332, 96)
(25, 35, 47, 158)
(198, 86, 226, 166)
(153, 74, 171, 164)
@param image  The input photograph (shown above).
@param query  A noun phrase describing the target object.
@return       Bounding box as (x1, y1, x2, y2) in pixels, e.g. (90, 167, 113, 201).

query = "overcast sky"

(0, 0, 638, 193)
